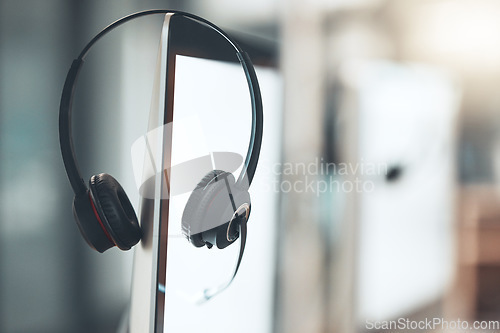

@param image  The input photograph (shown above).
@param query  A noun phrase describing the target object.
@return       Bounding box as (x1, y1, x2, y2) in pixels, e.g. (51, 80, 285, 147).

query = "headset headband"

(59, 9, 263, 196)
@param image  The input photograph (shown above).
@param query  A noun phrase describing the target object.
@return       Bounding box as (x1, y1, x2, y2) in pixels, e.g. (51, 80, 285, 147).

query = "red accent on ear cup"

(89, 192, 115, 245)
(72, 192, 116, 253)
(89, 173, 142, 250)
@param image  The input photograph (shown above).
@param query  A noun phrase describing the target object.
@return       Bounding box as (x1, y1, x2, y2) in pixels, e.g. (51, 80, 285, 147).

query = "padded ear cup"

(89, 173, 142, 250)
(182, 170, 229, 247)
(182, 170, 251, 249)
(73, 192, 116, 253)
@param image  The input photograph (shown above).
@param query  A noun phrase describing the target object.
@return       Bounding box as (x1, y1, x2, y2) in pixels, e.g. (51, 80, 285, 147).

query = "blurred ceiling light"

(322, 0, 383, 11)
(198, 0, 383, 25)
(408, 0, 500, 73)
(198, 0, 279, 25)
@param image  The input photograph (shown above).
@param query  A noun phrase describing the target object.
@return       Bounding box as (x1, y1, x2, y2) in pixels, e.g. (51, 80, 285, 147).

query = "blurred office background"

(2, 0, 500, 332)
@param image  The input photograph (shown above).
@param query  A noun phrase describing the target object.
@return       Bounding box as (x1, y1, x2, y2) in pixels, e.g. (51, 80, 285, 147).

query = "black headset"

(59, 10, 263, 261)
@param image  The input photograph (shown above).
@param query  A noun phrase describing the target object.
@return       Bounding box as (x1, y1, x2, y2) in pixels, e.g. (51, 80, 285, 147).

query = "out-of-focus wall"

(0, 1, 190, 332)
(0, 2, 87, 332)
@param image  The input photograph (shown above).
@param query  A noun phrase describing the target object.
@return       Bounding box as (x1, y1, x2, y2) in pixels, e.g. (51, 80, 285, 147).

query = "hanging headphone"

(59, 10, 263, 260)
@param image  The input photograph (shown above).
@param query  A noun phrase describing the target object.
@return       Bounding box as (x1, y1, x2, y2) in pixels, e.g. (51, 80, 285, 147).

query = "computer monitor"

(127, 14, 281, 333)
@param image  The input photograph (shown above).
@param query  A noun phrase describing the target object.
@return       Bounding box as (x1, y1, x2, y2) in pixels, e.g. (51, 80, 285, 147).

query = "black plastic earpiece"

(73, 191, 116, 253)
(88, 173, 142, 250)
(72, 173, 141, 253)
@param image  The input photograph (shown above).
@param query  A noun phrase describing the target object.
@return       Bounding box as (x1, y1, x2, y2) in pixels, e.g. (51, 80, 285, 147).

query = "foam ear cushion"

(182, 170, 233, 247)
(73, 192, 116, 253)
(89, 173, 141, 250)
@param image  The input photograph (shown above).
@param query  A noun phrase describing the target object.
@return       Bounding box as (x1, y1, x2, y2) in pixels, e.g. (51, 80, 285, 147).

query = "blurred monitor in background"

(338, 60, 460, 325)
